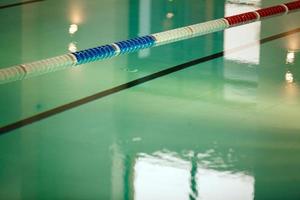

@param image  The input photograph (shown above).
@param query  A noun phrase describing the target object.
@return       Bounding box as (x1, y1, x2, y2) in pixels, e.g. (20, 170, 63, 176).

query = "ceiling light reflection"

(68, 42, 77, 53)
(69, 24, 78, 35)
(166, 12, 174, 19)
(285, 71, 294, 83)
(286, 51, 295, 64)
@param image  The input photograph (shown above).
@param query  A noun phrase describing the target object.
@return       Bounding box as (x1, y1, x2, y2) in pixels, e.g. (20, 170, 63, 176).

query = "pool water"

(0, 0, 300, 199)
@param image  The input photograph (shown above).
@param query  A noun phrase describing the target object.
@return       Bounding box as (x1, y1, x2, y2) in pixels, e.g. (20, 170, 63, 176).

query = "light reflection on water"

(286, 50, 295, 64)
(223, 0, 260, 105)
(224, 1, 261, 65)
(134, 150, 254, 200)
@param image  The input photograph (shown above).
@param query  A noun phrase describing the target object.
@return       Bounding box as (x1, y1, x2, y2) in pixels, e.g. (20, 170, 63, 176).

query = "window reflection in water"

(224, 1, 261, 65)
(223, 0, 260, 104)
(134, 154, 190, 200)
(134, 151, 254, 200)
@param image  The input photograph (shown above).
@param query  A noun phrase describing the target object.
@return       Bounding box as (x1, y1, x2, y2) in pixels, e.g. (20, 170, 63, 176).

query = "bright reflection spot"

(224, 1, 261, 64)
(134, 151, 254, 200)
(166, 12, 174, 19)
(285, 71, 294, 83)
(286, 51, 295, 64)
(223, 1, 260, 104)
(68, 42, 77, 53)
(69, 24, 78, 35)
(197, 169, 254, 200)
(134, 155, 190, 200)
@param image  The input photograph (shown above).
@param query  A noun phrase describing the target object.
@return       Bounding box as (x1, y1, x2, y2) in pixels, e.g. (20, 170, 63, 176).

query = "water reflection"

(224, 0, 261, 65)
(69, 24, 78, 35)
(286, 50, 295, 64)
(285, 71, 294, 83)
(190, 156, 198, 200)
(133, 150, 254, 200)
(68, 42, 77, 53)
(134, 153, 190, 200)
(284, 49, 298, 84)
(166, 12, 175, 19)
(223, 0, 260, 104)
(68, 22, 78, 52)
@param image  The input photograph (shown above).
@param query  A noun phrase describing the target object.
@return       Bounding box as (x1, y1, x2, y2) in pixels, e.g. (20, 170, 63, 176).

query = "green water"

(1, 0, 300, 199)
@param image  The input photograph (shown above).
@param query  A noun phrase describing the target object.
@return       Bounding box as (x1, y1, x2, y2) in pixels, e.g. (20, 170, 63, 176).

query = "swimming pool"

(1, 0, 300, 199)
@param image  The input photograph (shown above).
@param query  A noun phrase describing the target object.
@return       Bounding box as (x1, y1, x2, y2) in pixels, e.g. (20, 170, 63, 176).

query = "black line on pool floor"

(1, 27, 300, 135)
(0, 0, 44, 10)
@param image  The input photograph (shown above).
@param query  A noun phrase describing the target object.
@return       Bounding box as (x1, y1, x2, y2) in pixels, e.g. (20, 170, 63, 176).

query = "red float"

(256, 5, 287, 18)
(225, 12, 258, 26)
(285, 1, 300, 12)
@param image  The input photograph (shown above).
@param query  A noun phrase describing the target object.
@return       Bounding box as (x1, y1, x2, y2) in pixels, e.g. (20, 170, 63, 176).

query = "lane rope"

(1, 1, 300, 84)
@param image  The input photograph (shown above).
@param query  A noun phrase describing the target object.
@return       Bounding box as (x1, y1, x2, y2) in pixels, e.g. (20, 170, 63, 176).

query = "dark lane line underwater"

(0, 0, 44, 10)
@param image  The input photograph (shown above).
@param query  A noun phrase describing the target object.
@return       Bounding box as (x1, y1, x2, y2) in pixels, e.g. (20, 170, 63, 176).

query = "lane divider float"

(1, 1, 300, 84)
